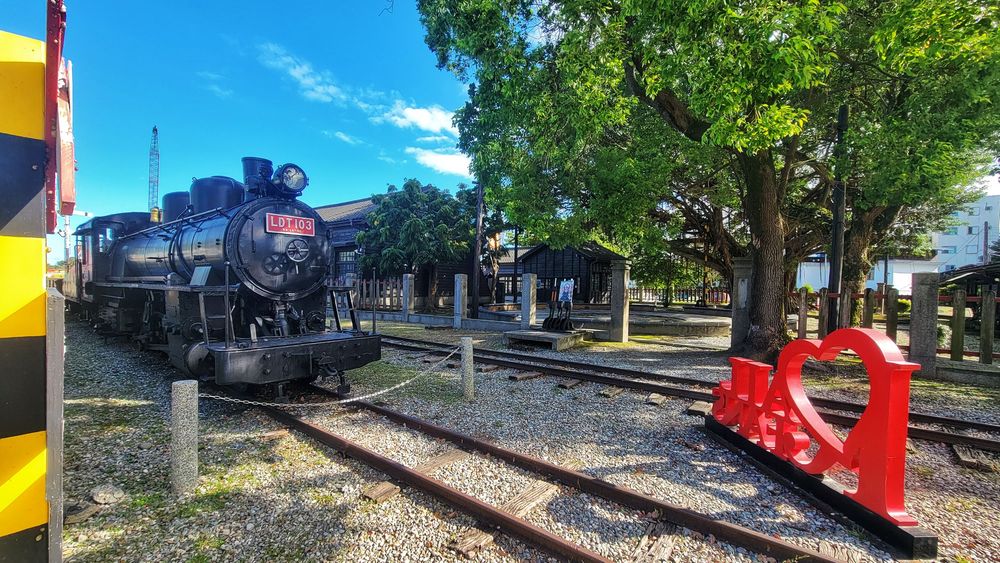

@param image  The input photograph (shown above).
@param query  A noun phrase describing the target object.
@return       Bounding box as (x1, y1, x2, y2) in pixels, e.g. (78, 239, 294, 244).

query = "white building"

(794, 193, 1000, 293)
(931, 194, 1000, 272)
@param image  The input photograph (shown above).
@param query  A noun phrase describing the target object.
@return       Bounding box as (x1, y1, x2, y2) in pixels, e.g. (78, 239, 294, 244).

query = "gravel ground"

(62, 318, 1000, 561)
(371, 321, 1000, 428)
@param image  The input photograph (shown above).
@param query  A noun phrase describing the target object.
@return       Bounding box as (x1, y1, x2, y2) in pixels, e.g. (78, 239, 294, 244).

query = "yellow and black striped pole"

(0, 30, 59, 561)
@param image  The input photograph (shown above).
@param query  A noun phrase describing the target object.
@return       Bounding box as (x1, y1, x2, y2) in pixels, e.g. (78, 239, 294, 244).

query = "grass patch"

(307, 487, 340, 506)
(177, 490, 229, 518)
(129, 491, 165, 509)
(348, 360, 463, 404)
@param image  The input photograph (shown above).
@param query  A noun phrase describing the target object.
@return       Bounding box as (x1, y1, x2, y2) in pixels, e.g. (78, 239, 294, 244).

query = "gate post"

(454, 274, 468, 329)
(731, 257, 753, 349)
(520, 273, 536, 329)
(908, 272, 939, 375)
(609, 260, 630, 342)
(401, 274, 415, 323)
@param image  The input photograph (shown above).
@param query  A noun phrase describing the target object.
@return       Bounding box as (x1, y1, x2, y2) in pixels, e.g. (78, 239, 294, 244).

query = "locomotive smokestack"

(241, 157, 273, 193)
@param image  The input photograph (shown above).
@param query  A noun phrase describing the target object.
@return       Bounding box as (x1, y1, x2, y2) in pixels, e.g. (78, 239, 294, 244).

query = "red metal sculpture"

(712, 328, 920, 526)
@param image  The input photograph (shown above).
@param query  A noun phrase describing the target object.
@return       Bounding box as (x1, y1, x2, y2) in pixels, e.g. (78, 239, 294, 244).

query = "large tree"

(356, 179, 472, 304)
(420, 0, 1000, 358)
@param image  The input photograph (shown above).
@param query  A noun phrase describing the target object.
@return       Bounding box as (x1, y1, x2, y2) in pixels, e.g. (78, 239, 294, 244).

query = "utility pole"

(513, 226, 520, 303)
(470, 181, 484, 319)
(827, 104, 849, 334)
(983, 221, 990, 264)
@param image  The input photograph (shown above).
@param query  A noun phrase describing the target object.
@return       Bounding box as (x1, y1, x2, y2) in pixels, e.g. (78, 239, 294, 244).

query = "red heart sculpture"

(713, 328, 920, 526)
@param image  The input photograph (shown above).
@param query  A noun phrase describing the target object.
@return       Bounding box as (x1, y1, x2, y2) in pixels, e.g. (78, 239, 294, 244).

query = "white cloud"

(405, 147, 472, 177)
(324, 130, 362, 145)
(416, 135, 452, 143)
(196, 71, 233, 99)
(378, 101, 458, 135)
(205, 84, 234, 99)
(258, 42, 346, 103)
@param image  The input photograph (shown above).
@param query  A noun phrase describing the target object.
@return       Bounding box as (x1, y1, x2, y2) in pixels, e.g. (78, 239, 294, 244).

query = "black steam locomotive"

(63, 157, 380, 397)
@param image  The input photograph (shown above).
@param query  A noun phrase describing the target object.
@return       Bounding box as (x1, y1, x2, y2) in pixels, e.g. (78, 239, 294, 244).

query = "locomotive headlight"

(273, 163, 309, 193)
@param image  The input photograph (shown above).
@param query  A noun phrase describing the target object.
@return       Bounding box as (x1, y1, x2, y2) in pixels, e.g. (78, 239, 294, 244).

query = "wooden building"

(518, 242, 625, 303)
(316, 197, 488, 307)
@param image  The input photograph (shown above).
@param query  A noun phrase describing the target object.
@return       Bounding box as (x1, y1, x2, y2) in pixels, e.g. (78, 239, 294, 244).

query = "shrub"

(800, 284, 815, 295)
(937, 324, 951, 347)
(897, 299, 912, 314)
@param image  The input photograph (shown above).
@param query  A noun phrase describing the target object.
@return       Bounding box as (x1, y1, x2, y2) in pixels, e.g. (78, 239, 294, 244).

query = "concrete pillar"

(171, 380, 199, 495)
(731, 257, 753, 349)
(908, 272, 939, 375)
(454, 274, 468, 329)
(609, 260, 631, 342)
(520, 273, 537, 329)
(460, 336, 474, 400)
(401, 273, 415, 322)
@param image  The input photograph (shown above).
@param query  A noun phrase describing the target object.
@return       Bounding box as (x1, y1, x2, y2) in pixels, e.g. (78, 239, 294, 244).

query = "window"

(967, 245, 979, 254)
(867, 269, 875, 281)
(987, 205, 993, 211)
(334, 249, 357, 286)
(97, 226, 115, 253)
(944, 227, 959, 235)
(940, 246, 957, 254)
(969, 207, 980, 216)
(944, 265, 956, 272)
(968, 226, 980, 235)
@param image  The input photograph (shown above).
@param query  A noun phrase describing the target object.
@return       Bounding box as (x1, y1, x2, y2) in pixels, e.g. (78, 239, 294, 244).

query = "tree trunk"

(736, 151, 788, 361)
(843, 213, 878, 326)
(427, 264, 439, 311)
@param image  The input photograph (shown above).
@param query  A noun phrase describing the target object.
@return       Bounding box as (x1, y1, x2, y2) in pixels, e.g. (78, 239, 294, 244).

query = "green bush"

(897, 299, 912, 314)
(800, 284, 815, 295)
(937, 324, 951, 347)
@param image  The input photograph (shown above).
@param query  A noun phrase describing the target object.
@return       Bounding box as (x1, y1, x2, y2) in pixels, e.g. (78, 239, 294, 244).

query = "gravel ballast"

(62, 319, 1000, 561)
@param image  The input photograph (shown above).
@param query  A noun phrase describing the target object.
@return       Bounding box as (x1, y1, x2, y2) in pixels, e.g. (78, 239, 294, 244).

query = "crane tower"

(148, 125, 159, 212)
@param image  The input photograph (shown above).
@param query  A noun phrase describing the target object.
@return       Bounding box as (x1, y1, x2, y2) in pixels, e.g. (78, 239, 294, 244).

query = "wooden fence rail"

(354, 278, 404, 311)
(626, 287, 730, 305)
(789, 286, 998, 366)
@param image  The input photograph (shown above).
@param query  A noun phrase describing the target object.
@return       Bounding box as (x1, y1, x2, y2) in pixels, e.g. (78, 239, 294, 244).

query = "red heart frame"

(713, 328, 920, 526)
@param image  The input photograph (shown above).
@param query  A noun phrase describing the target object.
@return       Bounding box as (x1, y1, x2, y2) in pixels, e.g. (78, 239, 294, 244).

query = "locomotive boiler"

(64, 157, 380, 396)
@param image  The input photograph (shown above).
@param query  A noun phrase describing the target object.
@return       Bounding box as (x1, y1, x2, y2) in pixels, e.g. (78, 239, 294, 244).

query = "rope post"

(460, 336, 474, 401)
(171, 380, 199, 495)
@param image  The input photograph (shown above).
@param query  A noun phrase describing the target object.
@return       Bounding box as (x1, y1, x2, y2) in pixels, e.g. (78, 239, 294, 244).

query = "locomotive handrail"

(118, 206, 225, 240)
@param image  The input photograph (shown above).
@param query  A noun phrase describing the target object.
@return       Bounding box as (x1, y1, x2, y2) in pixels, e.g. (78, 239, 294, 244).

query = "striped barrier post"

(0, 28, 62, 561)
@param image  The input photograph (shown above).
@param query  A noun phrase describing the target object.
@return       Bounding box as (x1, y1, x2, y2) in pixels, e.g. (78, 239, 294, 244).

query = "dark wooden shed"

(519, 242, 625, 303)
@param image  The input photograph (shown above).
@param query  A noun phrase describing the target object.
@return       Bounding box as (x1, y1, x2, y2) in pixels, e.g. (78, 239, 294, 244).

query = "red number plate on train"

(265, 213, 315, 236)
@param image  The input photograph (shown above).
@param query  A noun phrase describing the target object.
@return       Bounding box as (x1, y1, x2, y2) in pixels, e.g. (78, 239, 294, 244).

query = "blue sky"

(3, 1, 473, 261)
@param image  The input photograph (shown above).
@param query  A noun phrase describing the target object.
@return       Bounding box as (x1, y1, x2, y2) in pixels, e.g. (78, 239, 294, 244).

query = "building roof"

(518, 241, 626, 263)
(497, 245, 537, 265)
(315, 197, 377, 223)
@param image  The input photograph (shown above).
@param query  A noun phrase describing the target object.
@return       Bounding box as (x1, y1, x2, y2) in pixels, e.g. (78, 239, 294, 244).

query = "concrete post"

(454, 274, 468, 329)
(401, 273, 415, 322)
(908, 272, 939, 375)
(520, 273, 537, 329)
(171, 380, 199, 495)
(610, 260, 631, 342)
(731, 257, 753, 349)
(876, 282, 886, 313)
(460, 336, 474, 400)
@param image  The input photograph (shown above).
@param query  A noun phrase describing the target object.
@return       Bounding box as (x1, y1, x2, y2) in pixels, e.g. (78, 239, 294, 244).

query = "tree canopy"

(419, 0, 1000, 357)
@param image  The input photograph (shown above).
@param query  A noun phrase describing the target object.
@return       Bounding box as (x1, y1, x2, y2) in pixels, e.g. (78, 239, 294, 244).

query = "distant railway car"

(65, 157, 380, 397)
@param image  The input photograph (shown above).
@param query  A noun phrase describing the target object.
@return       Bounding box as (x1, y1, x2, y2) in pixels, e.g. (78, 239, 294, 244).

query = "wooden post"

(950, 289, 966, 361)
(981, 290, 995, 365)
(797, 287, 808, 339)
(839, 290, 853, 328)
(886, 287, 899, 342)
(862, 288, 875, 328)
(818, 288, 830, 338)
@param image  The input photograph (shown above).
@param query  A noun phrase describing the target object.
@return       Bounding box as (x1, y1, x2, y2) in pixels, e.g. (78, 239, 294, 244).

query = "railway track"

(380, 335, 1000, 453)
(239, 385, 839, 562)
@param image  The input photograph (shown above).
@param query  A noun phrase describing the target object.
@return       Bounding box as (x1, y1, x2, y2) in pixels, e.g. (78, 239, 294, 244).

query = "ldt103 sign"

(712, 328, 920, 526)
